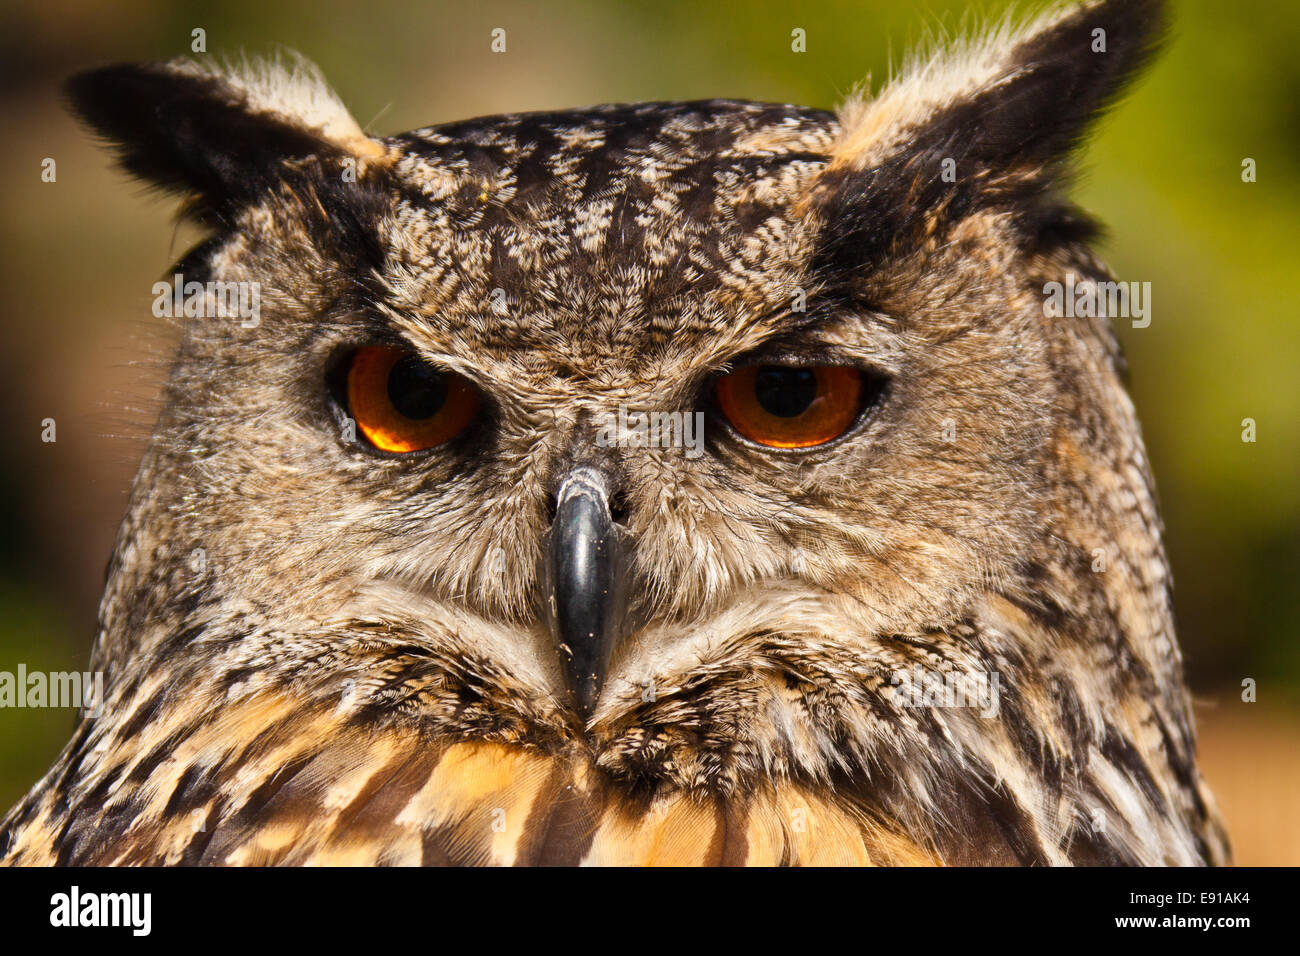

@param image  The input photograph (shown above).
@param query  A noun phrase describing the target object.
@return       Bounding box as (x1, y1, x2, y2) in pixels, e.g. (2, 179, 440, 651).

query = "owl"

(2, 0, 1228, 866)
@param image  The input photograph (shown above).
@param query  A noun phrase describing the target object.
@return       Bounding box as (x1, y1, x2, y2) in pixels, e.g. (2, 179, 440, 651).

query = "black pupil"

(754, 366, 819, 418)
(387, 356, 448, 420)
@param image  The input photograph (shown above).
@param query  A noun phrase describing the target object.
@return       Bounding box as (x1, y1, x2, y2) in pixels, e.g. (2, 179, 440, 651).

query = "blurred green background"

(0, 0, 1296, 862)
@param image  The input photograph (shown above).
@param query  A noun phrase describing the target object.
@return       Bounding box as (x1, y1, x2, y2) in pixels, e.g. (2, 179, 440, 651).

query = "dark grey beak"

(547, 468, 624, 716)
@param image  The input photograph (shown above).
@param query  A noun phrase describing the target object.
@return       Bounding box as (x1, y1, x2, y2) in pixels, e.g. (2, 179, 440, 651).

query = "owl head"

(56, 0, 1225, 864)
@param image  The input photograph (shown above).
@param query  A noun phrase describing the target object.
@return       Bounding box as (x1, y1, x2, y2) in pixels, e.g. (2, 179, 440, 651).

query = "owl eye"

(345, 346, 480, 453)
(714, 364, 868, 449)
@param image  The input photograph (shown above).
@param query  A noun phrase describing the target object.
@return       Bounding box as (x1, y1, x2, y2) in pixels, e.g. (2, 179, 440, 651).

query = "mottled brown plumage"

(3, 0, 1228, 866)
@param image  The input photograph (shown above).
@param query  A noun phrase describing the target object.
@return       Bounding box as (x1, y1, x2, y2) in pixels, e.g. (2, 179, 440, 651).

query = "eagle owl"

(3, 0, 1228, 866)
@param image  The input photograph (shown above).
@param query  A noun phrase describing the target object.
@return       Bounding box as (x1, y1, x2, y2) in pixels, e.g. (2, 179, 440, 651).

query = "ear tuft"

(170, 53, 385, 160)
(64, 52, 386, 220)
(807, 1, 1167, 280)
(831, 0, 1169, 173)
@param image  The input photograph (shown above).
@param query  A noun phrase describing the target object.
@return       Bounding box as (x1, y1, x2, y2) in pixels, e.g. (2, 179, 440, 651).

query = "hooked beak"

(547, 467, 625, 716)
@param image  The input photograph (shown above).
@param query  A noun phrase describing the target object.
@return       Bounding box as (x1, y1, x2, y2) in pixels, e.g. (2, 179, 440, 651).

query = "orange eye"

(345, 346, 480, 453)
(715, 364, 865, 448)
